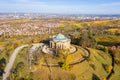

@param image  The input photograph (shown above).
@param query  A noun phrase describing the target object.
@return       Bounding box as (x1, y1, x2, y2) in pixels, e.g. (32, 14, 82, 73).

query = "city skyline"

(0, 0, 120, 14)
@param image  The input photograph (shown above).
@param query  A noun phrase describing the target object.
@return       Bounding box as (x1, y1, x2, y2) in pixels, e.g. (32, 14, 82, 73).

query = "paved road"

(30, 43, 44, 53)
(29, 43, 44, 70)
(2, 45, 28, 80)
(70, 46, 90, 65)
(2, 43, 44, 80)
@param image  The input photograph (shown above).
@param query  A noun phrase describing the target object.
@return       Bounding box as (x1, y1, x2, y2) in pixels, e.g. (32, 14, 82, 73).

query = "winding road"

(2, 45, 29, 80)
(42, 46, 90, 66)
(2, 43, 44, 80)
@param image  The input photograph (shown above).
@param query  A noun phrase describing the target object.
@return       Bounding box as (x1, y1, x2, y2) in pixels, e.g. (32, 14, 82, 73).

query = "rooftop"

(53, 33, 71, 41)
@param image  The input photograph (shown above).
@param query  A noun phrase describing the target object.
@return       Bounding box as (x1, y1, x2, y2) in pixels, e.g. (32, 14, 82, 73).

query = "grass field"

(96, 35, 120, 46)
(10, 47, 117, 80)
(111, 65, 120, 80)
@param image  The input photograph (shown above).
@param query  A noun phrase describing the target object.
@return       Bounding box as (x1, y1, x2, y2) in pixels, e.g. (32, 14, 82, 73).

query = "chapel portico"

(50, 33, 71, 50)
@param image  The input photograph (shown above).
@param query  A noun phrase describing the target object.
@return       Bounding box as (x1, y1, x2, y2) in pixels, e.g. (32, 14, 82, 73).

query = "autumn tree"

(0, 57, 6, 76)
(79, 27, 97, 48)
(58, 49, 72, 70)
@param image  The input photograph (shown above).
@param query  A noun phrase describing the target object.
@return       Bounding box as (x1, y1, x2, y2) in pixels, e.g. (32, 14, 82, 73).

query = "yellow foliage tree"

(59, 24, 65, 27)
(106, 65, 113, 73)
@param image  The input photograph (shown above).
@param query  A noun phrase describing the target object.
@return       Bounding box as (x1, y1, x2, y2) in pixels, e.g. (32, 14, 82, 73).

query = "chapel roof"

(53, 33, 70, 41)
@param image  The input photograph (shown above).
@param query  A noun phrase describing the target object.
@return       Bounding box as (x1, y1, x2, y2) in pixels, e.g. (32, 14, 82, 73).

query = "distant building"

(50, 33, 71, 50)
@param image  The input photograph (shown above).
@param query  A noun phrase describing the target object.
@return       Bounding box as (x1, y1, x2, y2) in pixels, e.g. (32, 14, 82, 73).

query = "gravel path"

(2, 45, 28, 80)
(30, 43, 44, 53)
(42, 46, 90, 66)
(2, 43, 44, 80)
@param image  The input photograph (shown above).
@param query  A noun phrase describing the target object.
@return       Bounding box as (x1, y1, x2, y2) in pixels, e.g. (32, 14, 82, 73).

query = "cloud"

(0, 0, 120, 14)
(13, 0, 46, 5)
(100, 2, 120, 6)
(15, 0, 31, 3)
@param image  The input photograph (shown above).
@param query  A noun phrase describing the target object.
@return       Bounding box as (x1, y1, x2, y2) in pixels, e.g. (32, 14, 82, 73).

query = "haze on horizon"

(0, 0, 120, 14)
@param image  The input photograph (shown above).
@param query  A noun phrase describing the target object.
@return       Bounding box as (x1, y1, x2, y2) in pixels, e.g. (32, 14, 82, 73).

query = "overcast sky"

(0, 0, 120, 14)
